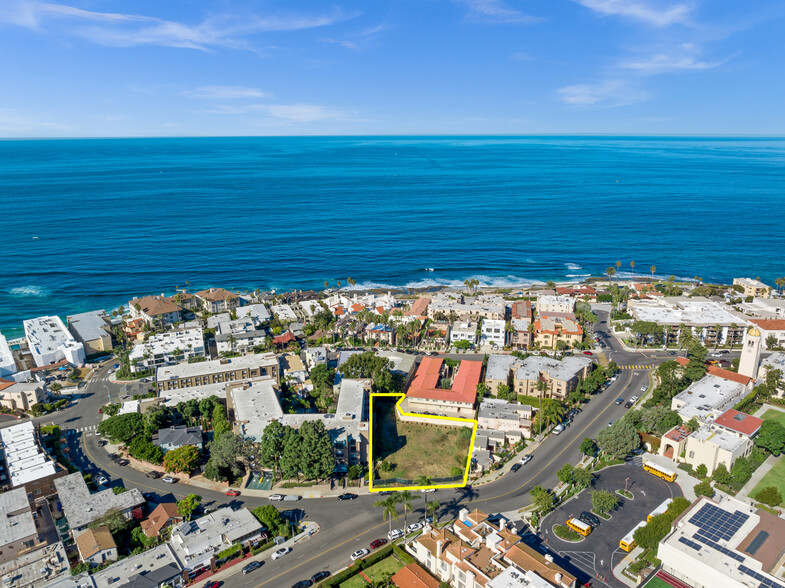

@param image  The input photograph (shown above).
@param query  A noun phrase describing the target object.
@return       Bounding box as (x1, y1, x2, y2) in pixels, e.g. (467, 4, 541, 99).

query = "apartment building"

(536, 295, 576, 314)
(484, 355, 519, 394)
(533, 317, 583, 350)
(128, 327, 205, 372)
(128, 295, 183, 327)
(450, 322, 479, 347)
(481, 319, 507, 348)
(23, 316, 85, 368)
(428, 294, 506, 322)
(749, 319, 785, 349)
(0, 332, 16, 377)
(510, 300, 532, 321)
(733, 277, 771, 299)
(66, 310, 112, 356)
(513, 356, 593, 400)
(0, 488, 46, 565)
(365, 323, 395, 345)
(510, 318, 532, 350)
(405, 357, 481, 418)
(54, 473, 144, 534)
(0, 421, 67, 498)
(195, 288, 241, 313)
(409, 508, 576, 588)
(477, 399, 534, 439)
(0, 380, 46, 411)
(156, 353, 279, 391)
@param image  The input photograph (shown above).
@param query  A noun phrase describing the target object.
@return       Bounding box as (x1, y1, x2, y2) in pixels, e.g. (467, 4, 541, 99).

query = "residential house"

(424, 322, 450, 349)
(391, 561, 440, 588)
(450, 321, 479, 347)
(304, 346, 327, 369)
(271, 304, 299, 323)
(66, 310, 112, 356)
(213, 316, 269, 355)
(280, 353, 312, 396)
(477, 399, 534, 439)
(405, 357, 481, 418)
(128, 328, 205, 373)
(533, 317, 583, 350)
(153, 426, 203, 454)
(481, 319, 507, 348)
(510, 300, 532, 321)
(734, 277, 771, 298)
(75, 526, 117, 567)
(364, 323, 395, 346)
(510, 318, 532, 350)
(23, 316, 85, 368)
(0, 488, 45, 565)
(54, 472, 144, 534)
(555, 286, 597, 301)
(195, 288, 241, 313)
(140, 503, 184, 539)
(0, 380, 46, 411)
(404, 297, 431, 321)
(128, 295, 183, 327)
(90, 543, 185, 588)
(513, 356, 592, 400)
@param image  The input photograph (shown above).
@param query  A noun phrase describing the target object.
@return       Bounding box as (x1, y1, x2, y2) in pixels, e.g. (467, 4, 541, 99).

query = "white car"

(519, 455, 533, 465)
(351, 549, 369, 561)
(640, 385, 648, 392)
(552, 424, 565, 435)
(271, 547, 289, 560)
(97, 476, 108, 486)
(711, 352, 722, 357)
(162, 476, 177, 484)
(406, 522, 423, 533)
(420, 488, 436, 493)
(268, 494, 284, 501)
(388, 528, 404, 541)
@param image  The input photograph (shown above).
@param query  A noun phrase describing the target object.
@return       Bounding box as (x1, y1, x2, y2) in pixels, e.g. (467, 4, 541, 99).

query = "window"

(441, 561, 448, 571)
(689, 451, 695, 458)
(459, 571, 466, 581)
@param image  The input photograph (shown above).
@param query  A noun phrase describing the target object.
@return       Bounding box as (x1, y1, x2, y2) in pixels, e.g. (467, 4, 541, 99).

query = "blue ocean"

(2, 136, 784, 335)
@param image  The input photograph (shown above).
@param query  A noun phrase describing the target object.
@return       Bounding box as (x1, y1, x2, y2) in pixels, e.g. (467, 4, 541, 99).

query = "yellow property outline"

(368, 392, 478, 492)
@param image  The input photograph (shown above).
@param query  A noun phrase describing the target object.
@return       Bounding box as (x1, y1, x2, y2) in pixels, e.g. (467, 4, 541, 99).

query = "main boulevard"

(2, 308, 741, 587)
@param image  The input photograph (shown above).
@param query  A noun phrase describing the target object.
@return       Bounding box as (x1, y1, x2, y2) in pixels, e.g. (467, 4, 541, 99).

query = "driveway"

(541, 462, 683, 588)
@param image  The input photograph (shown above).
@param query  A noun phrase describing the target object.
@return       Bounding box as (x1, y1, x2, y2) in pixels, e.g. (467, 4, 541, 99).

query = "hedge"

(216, 543, 242, 560)
(322, 544, 395, 587)
(393, 544, 414, 564)
(734, 389, 761, 413)
(250, 539, 276, 556)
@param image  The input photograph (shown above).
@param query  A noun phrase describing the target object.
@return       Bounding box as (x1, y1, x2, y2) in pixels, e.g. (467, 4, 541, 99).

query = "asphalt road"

(0, 311, 693, 587)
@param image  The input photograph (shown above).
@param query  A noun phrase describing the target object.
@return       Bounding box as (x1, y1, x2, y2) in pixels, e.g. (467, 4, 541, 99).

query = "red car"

(370, 538, 388, 550)
(205, 582, 221, 588)
(582, 351, 593, 356)
(225, 490, 241, 497)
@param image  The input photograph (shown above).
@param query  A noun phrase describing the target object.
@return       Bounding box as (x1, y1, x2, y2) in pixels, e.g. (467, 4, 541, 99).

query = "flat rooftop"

(159, 381, 232, 406)
(0, 421, 59, 487)
(236, 303, 271, 322)
(169, 507, 261, 567)
(0, 542, 69, 588)
(23, 316, 80, 356)
(66, 310, 108, 343)
(231, 378, 283, 439)
(691, 425, 747, 454)
(0, 332, 16, 374)
(156, 353, 277, 382)
(631, 297, 744, 326)
(515, 355, 592, 382)
(0, 488, 36, 548)
(271, 304, 298, 321)
(129, 327, 204, 362)
(54, 472, 144, 530)
(90, 543, 181, 588)
(536, 295, 575, 309)
(672, 374, 747, 421)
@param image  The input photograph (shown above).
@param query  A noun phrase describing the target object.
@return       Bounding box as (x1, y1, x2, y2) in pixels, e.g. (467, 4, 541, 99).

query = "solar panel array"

(746, 531, 770, 556)
(678, 537, 701, 551)
(738, 564, 785, 588)
(695, 535, 745, 562)
(689, 503, 749, 542)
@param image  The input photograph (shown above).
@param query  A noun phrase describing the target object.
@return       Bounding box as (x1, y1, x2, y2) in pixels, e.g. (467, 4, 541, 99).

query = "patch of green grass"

(760, 409, 785, 428)
(553, 525, 582, 542)
(340, 556, 404, 588)
(643, 577, 673, 588)
(752, 457, 785, 507)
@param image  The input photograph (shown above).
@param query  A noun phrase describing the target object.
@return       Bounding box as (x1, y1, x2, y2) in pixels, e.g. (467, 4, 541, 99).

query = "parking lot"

(541, 462, 683, 588)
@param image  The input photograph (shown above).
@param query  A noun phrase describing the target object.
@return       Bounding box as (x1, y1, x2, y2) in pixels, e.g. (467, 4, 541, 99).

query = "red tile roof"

(392, 562, 440, 588)
(334, 306, 345, 316)
(408, 357, 443, 393)
(451, 360, 482, 398)
(673, 356, 752, 386)
(405, 297, 431, 317)
(664, 425, 691, 442)
(750, 319, 785, 331)
(0, 379, 14, 392)
(714, 409, 763, 436)
(273, 331, 296, 345)
(511, 300, 532, 320)
(350, 303, 365, 313)
(406, 357, 479, 405)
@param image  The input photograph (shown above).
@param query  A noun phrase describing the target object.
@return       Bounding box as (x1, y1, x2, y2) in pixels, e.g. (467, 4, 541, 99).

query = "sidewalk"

(612, 547, 644, 588)
(473, 438, 543, 486)
(738, 454, 778, 500)
(190, 521, 320, 587)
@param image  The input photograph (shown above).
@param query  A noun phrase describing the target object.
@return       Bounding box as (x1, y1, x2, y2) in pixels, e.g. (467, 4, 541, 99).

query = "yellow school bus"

(648, 498, 674, 522)
(643, 460, 677, 482)
(565, 518, 592, 537)
(620, 522, 647, 552)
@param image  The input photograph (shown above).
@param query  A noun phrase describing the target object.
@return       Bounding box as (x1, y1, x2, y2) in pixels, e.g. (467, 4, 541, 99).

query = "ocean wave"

(345, 274, 550, 291)
(9, 286, 46, 297)
(565, 263, 583, 270)
(565, 274, 591, 277)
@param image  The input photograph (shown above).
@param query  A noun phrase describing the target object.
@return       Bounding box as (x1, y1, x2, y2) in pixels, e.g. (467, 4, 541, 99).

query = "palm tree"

(630, 260, 635, 273)
(414, 476, 432, 506)
(374, 496, 399, 536)
(535, 379, 549, 437)
(348, 277, 356, 287)
(650, 265, 657, 277)
(615, 260, 621, 272)
(729, 323, 738, 351)
(606, 267, 616, 288)
(398, 491, 414, 544)
(425, 500, 441, 525)
(337, 280, 342, 289)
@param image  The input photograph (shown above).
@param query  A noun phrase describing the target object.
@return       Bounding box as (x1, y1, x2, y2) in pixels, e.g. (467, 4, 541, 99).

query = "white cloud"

(572, 0, 691, 26)
(184, 86, 270, 100)
(620, 53, 721, 74)
(557, 79, 648, 107)
(0, 1, 355, 51)
(319, 37, 360, 50)
(460, 0, 540, 24)
(199, 102, 345, 122)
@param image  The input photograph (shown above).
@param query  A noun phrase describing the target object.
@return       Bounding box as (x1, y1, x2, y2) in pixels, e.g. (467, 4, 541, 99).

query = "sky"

(0, 0, 783, 137)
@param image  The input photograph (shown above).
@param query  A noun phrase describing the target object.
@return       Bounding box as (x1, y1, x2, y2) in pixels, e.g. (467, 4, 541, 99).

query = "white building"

(0, 542, 70, 588)
(23, 316, 85, 368)
(659, 496, 785, 588)
(428, 293, 506, 321)
(481, 319, 507, 348)
(0, 332, 17, 376)
(304, 346, 327, 369)
(749, 319, 785, 349)
(128, 327, 205, 372)
(235, 303, 271, 323)
(0, 421, 60, 490)
(477, 399, 534, 439)
(671, 374, 750, 422)
(298, 300, 324, 319)
(733, 277, 770, 298)
(90, 543, 184, 588)
(213, 317, 268, 354)
(536, 295, 576, 314)
(168, 507, 264, 575)
(760, 352, 785, 396)
(66, 310, 112, 356)
(450, 321, 479, 346)
(271, 304, 299, 322)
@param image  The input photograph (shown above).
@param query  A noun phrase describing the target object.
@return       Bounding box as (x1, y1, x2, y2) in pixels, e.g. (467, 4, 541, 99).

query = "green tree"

(252, 505, 290, 538)
(606, 266, 616, 287)
(426, 500, 441, 524)
(633, 513, 673, 549)
(530, 486, 555, 514)
(398, 491, 414, 545)
(97, 413, 144, 444)
(557, 463, 574, 485)
(212, 403, 231, 436)
(694, 480, 715, 498)
(127, 435, 163, 464)
(258, 420, 287, 479)
(130, 525, 157, 551)
(496, 384, 512, 400)
(536, 398, 565, 430)
(309, 363, 336, 398)
(712, 463, 732, 485)
(754, 420, 785, 456)
(143, 406, 168, 437)
(204, 432, 244, 482)
(685, 417, 700, 433)
(177, 493, 202, 521)
(596, 420, 640, 459)
(163, 445, 201, 474)
(695, 464, 708, 479)
(298, 420, 335, 480)
(579, 438, 598, 456)
(591, 489, 620, 515)
(731, 456, 752, 485)
(755, 486, 783, 507)
(572, 467, 594, 490)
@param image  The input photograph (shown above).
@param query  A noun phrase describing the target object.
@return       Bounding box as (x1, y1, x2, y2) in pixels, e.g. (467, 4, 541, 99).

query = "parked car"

(615, 397, 624, 405)
(625, 400, 634, 409)
(553, 423, 565, 435)
(351, 549, 370, 561)
(243, 561, 262, 574)
(370, 538, 388, 549)
(283, 494, 301, 502)
(145, 470, 160, 479)
(668, 351, 677, 356)
(720, 349, 730, 354)
(108, 453, 120, 462)
(337, 493, 358, 501)
(225, 490, 241, 497)
(97, 476, 108, 486)
(268, 494, 284, 501)
(510, 463, 521, 473)
(640, 385, 648, 392)
(142, 492, 157, 502)
(388, 528, 404, 541)
(420, 488, 436, 493)
(272, 547, 290, 560)
(117, 459, 129, 466)
(292, 581, 313, 588)
(311, 571, 331, 583)
(711, 352, 723, 357)
(162, 476, 177, 484)
(519, 454, 533, 465)
(580, 511, 601, 527)
(582, 351, 593, 356)
(406, 522, 423, 533)
(205, 582, 221, 588)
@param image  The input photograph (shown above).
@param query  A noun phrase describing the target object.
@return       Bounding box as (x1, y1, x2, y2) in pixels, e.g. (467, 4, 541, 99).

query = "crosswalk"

(68, 425, 98, 436)
(618, 364, 654, 370)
